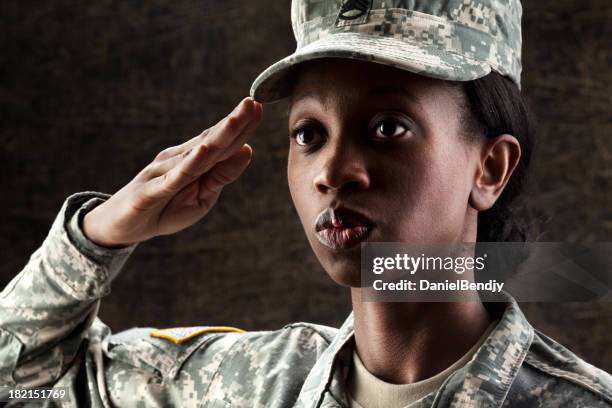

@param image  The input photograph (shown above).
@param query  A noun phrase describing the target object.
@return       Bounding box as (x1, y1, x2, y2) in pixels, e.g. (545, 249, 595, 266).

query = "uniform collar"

(431, 292, 535, 407)
(297, 292, 534, 408)
(298, 310, 355, 408)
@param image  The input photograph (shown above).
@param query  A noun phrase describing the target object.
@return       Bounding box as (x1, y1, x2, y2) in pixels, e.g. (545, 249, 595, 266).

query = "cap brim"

(250, 32, 491, 103)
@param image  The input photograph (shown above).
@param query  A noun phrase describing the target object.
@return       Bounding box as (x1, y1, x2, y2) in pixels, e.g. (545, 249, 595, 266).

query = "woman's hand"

(82, 97, 263, 247)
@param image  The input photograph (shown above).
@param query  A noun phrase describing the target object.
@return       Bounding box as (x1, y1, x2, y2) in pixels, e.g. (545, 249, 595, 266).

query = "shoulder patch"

(150, 326, 245, 344)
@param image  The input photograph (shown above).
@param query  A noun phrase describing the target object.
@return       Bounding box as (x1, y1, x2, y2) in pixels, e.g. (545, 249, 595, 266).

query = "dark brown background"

(1, 1, 611, 371)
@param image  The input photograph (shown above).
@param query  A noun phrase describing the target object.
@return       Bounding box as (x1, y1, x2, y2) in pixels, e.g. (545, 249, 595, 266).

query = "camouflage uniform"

(1, 194, 612, 407)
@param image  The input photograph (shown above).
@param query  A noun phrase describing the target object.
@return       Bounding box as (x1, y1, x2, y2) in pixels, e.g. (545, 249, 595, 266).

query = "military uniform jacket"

(1, 192, 611, 407)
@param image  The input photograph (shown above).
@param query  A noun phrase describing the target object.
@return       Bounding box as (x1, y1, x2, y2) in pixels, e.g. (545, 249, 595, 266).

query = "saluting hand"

(83, 97, 263, 247)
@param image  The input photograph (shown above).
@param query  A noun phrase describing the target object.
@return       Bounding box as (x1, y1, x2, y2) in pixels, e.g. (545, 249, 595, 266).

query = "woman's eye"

(375, 119, 409, 138)
(293, 127, 317, 146)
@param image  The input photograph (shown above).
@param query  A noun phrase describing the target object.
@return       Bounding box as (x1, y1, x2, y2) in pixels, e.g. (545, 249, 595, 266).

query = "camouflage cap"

(250, 0, 522, 102)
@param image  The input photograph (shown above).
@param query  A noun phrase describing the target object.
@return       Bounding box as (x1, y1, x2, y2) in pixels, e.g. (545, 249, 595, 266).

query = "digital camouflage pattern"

(250, 0, 523, 102)
(1, 192, 612, 407)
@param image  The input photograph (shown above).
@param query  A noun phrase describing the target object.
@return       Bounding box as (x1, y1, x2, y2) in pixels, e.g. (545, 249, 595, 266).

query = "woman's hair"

(459, 72, 535, 242)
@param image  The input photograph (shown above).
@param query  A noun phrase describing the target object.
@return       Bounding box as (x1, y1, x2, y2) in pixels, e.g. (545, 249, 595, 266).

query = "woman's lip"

(314, 207, 374, 232)
(315, 225, 373, 250)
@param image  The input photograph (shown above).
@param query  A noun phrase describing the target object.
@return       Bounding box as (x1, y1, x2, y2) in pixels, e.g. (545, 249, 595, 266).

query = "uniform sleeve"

(0, 192, 137, 391)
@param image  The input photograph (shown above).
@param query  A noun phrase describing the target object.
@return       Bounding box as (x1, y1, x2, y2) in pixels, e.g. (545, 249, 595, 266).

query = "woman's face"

(287, 59, 483, 287)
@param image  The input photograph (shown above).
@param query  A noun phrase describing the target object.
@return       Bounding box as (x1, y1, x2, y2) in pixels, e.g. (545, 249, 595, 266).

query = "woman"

(1, 0, 611, 407)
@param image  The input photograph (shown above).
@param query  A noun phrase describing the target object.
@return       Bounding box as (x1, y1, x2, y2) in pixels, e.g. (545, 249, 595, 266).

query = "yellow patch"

(149, 326, 245, 344)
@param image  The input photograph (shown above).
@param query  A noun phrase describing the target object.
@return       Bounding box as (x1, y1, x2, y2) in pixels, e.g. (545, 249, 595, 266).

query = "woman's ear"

(469, 134, 521, 211)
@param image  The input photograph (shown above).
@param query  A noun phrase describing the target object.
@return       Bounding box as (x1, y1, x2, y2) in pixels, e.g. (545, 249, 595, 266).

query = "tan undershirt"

(347, 320, 498, 408)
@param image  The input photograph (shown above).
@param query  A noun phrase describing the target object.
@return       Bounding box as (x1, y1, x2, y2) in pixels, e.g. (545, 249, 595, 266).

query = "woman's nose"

(313, 141, 370, 194)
